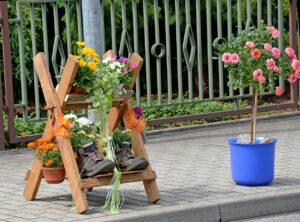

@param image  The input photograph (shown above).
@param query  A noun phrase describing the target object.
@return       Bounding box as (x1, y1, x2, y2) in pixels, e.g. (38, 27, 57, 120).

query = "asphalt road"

(235, 212, 300, 222)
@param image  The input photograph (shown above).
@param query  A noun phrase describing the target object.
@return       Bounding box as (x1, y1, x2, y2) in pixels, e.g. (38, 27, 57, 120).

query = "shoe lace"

(120, 148, 134, 159)
(87, 151, 103, 162)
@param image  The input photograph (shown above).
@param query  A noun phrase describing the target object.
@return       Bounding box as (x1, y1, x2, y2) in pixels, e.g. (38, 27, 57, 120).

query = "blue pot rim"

(228, 137, 277, 145)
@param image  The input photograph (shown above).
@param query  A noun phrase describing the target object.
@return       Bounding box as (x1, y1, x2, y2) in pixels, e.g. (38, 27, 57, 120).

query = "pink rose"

(275, 86, 283, 96)
(222, 53, 232, 64)
(292, 60, 300, 71)
(295, 70, 300, 79)
(258, 75, 266, 83)
(253, 69, 263, 80)
(264, 43, 272, 51)
(230, 53, 240, 64)
(271, 29, 280, 38)
(251, 49, 261, 59)
(285, 47, 295, 58)
(288, 74, 297, 83)
(245, 41, 254, 49)
(266, 58, 276, 70)
(123, 69, 128, 75)
(273, 66, 279, 72)
(267, 24, 275, 31)
(271, 47, 280, 58)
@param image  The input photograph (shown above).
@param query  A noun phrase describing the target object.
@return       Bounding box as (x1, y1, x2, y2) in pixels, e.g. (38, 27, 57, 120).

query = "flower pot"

(42, 166, 65, 184)
(228, 137, 276, 186)
(70, 86, 86, 94)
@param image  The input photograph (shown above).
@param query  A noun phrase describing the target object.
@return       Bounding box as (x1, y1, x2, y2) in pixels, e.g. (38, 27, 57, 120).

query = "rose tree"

(216, 23, 298, 143)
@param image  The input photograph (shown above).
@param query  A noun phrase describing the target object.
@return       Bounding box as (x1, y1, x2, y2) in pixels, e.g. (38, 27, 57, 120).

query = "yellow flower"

(76, 41, 85, 47)
(93, 57, 101, 63)
(79, 59, 87, 67)
(74, 55, 81, 60)
(88, 61, 96, 71)
(82, 47, 94, 56)
(91, 52, 99, 58)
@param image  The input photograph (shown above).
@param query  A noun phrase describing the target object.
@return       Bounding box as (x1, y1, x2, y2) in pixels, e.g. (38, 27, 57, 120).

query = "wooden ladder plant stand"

(23, 51, 160, 214)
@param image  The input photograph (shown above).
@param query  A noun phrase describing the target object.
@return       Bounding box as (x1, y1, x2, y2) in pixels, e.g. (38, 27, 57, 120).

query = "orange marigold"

(27, 142, 36, 149)
(46, 143, 56, 150)
(45, 159, 54, 167)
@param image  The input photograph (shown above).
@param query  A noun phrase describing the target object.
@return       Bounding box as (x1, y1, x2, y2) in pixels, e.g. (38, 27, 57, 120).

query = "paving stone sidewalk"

(1, 114, 300, 222)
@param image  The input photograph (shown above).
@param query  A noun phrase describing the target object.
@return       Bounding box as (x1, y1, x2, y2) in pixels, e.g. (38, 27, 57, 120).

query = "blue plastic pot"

(228, 137, 276, 186)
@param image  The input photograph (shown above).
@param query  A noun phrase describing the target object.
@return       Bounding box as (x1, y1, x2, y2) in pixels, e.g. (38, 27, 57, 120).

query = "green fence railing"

(9, 0, 292, 123)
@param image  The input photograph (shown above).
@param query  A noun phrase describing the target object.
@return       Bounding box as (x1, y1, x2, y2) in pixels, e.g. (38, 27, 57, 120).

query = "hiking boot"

(77, 142, 115, 177)
(115, 142, 149, 171)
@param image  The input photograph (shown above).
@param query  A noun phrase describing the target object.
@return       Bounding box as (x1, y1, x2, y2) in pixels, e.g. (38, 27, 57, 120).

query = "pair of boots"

(76, 142, 149, 178)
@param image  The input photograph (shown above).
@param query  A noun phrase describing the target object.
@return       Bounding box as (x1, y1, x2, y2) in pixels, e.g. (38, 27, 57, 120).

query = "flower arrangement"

(90, 55, 136, 124)
(216, 22, 297, 142)
(73, 41, 101, 91)
(64, 114, 98, 150)
(27, 138, 62, 168)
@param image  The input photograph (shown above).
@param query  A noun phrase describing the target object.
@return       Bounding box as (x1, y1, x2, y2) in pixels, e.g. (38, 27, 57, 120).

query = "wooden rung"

(80, 170, 157, 189)
(65, 90, 134, 110)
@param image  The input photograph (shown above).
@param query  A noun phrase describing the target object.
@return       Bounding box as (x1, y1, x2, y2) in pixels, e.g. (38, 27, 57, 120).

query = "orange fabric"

(55, 112, 72, 138)
(127, 108, 147, 133)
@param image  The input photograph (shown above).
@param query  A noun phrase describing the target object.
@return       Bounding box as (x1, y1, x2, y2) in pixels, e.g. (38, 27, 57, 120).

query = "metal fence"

(0, 0, 299, 146)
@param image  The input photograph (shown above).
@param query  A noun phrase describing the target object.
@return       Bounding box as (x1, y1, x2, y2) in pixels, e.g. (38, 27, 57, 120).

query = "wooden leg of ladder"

(56, 137, 88, 214)
(143, 179, 160, 203)
(23, 159, 43, 201)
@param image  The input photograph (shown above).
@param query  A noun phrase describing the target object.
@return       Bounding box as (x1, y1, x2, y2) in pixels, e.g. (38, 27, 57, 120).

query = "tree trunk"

(251, 88, 258, 143)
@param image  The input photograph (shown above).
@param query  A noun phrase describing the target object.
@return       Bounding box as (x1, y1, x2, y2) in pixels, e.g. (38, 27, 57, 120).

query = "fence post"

(0, 0, 14, 147)
(0, 66, 4, 150)
(289, 0, 299, 109)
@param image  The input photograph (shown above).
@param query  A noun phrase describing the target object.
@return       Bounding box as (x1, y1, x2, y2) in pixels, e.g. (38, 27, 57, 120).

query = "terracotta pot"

(70, 86, 86, 94)
(42, 166, 65, 184)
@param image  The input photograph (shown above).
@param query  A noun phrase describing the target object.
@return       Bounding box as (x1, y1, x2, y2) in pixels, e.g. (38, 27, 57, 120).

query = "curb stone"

(100, 190, 300, 222)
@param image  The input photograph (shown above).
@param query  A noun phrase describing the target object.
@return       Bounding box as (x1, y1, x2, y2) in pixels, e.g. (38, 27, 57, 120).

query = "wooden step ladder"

(23, 51, 160, 214)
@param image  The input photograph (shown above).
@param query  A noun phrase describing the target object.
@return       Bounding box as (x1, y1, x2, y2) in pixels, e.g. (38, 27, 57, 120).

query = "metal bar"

(153, 0, 162, 105)
(164, 0, 172, 104)
(237, 0, 243, 95)
(17, 1, 29, 121)
(143, 0, 151, 106)
(278, 0, 284, 91)
(227, 0, 233, 97)
(196, 0, 203, 100)
(247, 0, 253, 95)
(41, 3, 49, 66)
(289, 0, 298, 107)
(257, 0, 262, 28)
(65, 1, 72, 55)
(206, 0, 213, 99)
(298, 0, 300, 57)
(29, 4, 40, 119)
(110, 0, 117, 52)
(132, 0, 140, 105)
(0, 65, 4, 149)
(267, 0, 272, 25)
(76, 0, 83, 41)
(175, 0, 183, 102)
(217, 0, 224, 98)
(0, 1, 17, 144)
(237, 0, 242, 34)
(183, 0, 193, 101)
(148, 103, 296, 126)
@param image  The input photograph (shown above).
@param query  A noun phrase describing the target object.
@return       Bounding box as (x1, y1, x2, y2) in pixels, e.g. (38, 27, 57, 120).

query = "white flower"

(116, 68, 121, 74)
(109, 63, 116, 70)
(76, 117, 92, 127)
(115, 61, 121, 67)
(64, 113, 78, 120)
(102, 56, 111, 64)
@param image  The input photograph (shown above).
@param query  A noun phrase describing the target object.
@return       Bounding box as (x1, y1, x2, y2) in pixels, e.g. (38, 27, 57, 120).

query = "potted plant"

(216, 22, 298, 185)
(71, 41, 101, 93)
(64, 114, 98, 151)
(27, 138, 65, 184)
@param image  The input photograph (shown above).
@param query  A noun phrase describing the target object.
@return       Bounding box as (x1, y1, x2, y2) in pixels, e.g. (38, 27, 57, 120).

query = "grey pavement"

(1, 114, 300, 221)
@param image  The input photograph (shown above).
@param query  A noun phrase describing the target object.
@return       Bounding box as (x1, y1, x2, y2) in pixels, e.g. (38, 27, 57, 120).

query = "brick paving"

(1, 114, 300, 221)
